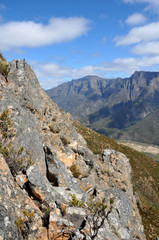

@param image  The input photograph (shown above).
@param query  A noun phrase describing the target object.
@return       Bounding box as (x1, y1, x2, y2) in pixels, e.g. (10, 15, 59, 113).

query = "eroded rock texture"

(0, 60, 145, 239)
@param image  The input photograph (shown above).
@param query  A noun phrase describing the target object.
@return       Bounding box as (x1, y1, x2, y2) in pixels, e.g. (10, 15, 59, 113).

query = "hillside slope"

(74, 121, 159, 239)
(46, 72, 159, 144)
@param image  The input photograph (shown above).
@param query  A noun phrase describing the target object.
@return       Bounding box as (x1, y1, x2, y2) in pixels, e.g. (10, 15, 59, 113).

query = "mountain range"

(46, 72, 159, 145)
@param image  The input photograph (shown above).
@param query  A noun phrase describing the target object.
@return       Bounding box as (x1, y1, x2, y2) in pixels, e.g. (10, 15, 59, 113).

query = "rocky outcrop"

(0, 154, 45, 240)
(0, 60, 146, 239)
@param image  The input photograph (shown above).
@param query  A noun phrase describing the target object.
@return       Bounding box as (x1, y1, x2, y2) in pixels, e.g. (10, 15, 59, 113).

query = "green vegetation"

(91, 107, 159, 146)
(110, 198, 114, 205)
(74, 120, 159, 240)
(68, 193, 109, 239)
(0, 53, 9, 77)
(145, 153, 159, 162)
(39, 202, 51, 228)
(41, 205, 51, 216)
(0, 109, 32, 176)
(15, 211, 34, 239)
(69, 193, 108, 218)
(122, 108, 159, 145)
(23, 210, 35, 218)
(15, 216, 25, 229)
(69, 193, 84, 207)
(60, 136, 70, 146)
(70, 164, 81, 178)
(85, 196, 107, 213)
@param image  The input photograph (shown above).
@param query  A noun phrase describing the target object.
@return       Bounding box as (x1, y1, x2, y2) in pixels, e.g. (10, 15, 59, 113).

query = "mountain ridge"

(46, 71, 159, 144)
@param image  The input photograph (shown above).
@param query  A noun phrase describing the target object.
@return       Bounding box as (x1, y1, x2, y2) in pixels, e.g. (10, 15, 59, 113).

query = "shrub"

(15, 211, 34, 239)
(69, 193, 84, 207)
(0, 53, 9, 77)
(85, 196, 107, 214)
(68, 194, 108, 239)
(40, 203, 51, 228)
(23, 210, 34, 219)
(110, 198, 114, 205)
(70, 164, 81, 178)
(61, 136, 70, 146)
(0, 53, 6, 62)
(15, 216, 25, 229)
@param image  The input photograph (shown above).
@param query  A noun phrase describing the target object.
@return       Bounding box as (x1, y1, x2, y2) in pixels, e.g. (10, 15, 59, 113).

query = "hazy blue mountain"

(46, 71, 159, 144)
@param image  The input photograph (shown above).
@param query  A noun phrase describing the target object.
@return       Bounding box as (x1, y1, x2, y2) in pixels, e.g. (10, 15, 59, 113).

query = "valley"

(118, 140, 159, 162)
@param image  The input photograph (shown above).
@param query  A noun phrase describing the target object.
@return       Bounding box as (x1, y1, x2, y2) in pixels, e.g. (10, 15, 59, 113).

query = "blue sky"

(1, 0, 159, 89)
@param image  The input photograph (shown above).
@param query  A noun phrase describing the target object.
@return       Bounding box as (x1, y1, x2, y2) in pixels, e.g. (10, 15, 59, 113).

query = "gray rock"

(44, 146, 86, 193)
(74, 146, 95, 167)
(64, 207, 86, 229)
(102, 148, 115, 162)
(102, 187, 145, 240)
(26, 163, 88, 206)
(26, 164, 65, 204)
(0, 154, 44, 240)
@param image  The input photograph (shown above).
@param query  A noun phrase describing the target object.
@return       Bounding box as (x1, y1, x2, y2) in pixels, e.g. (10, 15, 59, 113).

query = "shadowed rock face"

(0, 60, 146, 239)
(46, 72, 159, 144)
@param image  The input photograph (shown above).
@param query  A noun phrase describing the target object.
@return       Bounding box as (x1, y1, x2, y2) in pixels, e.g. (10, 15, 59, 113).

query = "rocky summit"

(0, 60, 146, 239)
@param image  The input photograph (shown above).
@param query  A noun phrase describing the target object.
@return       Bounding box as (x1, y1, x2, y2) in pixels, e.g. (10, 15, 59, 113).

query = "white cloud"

(0, 17, 91, 51)
(122, 0, 159, 11)
(34, 56, 159, 89)
(36, 62, 99, 89)
(36, 62, 97, 79)
(132, 41, 159, 55)
(115, 22, 159, 45)
(112, 56, 159, 70)
(126, 13, 147, 25)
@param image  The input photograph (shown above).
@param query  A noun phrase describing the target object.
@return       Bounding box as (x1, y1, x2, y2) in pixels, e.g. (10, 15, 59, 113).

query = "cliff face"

(0, 60, 146, 239)
(46, 73, 159, 144)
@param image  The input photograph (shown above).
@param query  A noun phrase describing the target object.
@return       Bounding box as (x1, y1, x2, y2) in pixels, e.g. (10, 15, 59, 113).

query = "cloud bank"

(115, 22, 159, 46)
(36, 55, 159, 89)
(122, 0, 159, 11)
(0, 17, 91, 50)
(132, 41, 159, 55)
(126, 13, 147, 25)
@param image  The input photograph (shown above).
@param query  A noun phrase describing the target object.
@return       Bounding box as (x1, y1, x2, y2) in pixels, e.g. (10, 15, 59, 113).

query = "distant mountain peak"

(75, 75, 106, 81)
(131, 70, 159, 79)
(46, 70, 159, 145)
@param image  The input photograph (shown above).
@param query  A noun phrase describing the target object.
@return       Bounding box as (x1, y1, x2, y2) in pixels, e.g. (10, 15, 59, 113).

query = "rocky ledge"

(0, 60, 146, 239)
